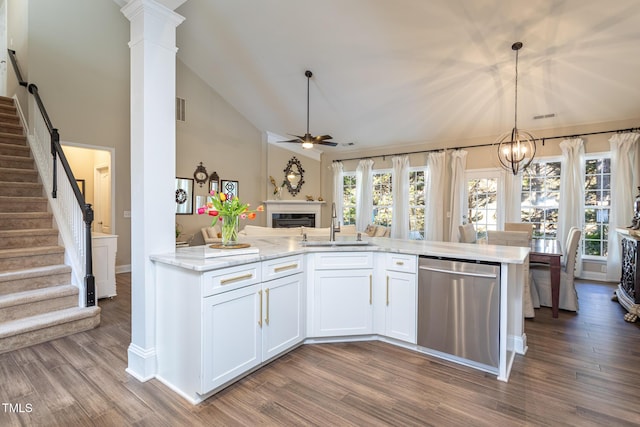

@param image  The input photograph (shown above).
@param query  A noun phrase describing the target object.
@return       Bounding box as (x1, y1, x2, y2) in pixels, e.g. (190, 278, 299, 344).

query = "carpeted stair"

(0, 96, 100, 354)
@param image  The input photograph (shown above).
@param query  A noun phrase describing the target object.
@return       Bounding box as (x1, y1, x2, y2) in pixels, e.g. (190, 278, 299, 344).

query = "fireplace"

(272, 213, 315, 228)
(263, 200, 324, 228)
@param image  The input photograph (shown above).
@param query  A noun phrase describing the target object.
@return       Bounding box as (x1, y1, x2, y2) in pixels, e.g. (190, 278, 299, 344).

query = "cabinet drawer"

(262, 255, 304, 282)
(202, 263, 261, 297)
(385, 253, 417, 273)
(314, 252, 373, 270)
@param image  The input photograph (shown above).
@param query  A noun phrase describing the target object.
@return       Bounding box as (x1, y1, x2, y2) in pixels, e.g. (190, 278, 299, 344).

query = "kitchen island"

(151, 236, 529, 404)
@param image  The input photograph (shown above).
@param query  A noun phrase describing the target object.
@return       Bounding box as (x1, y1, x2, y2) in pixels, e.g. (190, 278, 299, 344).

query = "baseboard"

(126, 343, 157, 382)
(578, 271, 611, 283)
(116, 264, 132, 274)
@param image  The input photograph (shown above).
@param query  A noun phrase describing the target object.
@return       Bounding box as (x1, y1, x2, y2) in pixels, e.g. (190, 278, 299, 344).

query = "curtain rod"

(332, 126, 640, 163)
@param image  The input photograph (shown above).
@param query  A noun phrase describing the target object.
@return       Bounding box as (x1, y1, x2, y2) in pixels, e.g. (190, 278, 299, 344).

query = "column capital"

(121, 0, 185, 27)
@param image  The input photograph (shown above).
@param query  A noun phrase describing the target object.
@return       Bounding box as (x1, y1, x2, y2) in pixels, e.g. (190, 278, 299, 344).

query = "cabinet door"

(313, 269, 373, 337)
(385, 270, 417, 344)
(201, 284, 261, 394)
(262, 273, 304, 361)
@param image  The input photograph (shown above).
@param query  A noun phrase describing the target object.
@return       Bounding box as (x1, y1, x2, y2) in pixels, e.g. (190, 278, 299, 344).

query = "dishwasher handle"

(419, 265, 498, 279)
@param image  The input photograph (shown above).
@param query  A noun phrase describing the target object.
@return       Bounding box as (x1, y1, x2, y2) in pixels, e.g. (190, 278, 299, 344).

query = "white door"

(262, 273, 304, 361)
(385, 270, 417, 344)
(201, 284, 262, 394)
(313, 269, 373, 337)
(94, 165, 111, 233)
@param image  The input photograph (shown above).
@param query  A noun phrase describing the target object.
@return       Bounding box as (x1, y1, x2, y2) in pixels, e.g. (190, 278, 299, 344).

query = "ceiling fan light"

(302, 141, 314, 149)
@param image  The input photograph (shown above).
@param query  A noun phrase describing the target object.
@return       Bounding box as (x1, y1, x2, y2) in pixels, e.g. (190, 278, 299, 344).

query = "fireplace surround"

(263, 200, 324, 228)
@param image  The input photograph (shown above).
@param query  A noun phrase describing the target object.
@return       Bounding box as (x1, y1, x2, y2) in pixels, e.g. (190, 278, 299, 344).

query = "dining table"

(529, 238, 563, 318)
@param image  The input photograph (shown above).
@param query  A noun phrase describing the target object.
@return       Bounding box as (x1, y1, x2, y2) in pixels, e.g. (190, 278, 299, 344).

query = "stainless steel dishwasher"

(417, 256, 500, 371)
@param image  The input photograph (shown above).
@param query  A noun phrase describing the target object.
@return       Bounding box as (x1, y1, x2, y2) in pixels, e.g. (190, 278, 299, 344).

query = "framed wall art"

(175, 177, 194, 215)
(220, 179, 239, 198)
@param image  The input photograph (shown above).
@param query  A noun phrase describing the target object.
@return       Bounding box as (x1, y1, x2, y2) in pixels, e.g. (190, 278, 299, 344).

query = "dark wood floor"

(1, 274, 640, 426)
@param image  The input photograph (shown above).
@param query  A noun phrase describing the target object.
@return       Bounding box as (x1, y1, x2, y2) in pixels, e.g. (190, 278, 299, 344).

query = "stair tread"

(0, 285, 77, 309)
(0, 264, 71, 283)
(0, 306, 101, 338)
(0, 167, 37, 174)
(0, 181, 41, 187)
(0, 228, 57, 236)
(0, 245, 64, 257)
(0, 212, 51, 218)
(0, 195, 46, 201)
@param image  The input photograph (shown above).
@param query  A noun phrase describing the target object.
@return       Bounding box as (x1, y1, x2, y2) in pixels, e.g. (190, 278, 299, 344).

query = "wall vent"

(533, 113, 556, 120)
(176, 97, 186, 122)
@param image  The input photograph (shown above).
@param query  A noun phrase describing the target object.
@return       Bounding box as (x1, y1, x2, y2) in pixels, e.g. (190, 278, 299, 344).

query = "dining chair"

(487, 230, 536, 318)
(458, 223, 478, 243)
(530, 228, 581, 312)
(504, 222, 533, 240)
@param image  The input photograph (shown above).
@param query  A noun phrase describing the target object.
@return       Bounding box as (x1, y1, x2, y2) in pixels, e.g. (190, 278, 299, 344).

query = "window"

(409, 169, 426, 240)
(372, 170, 392, 226)
(342, 172, 356, 225)
(466, 169, 503, 241)
(521, 160, 561, 240)
(584, 155, 610, 257)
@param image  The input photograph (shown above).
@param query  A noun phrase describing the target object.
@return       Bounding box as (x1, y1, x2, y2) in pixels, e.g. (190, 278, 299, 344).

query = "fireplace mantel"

(263, 200, 325, 227)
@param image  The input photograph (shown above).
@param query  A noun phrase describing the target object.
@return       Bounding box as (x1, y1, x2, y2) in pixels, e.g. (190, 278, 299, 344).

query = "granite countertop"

(150, 236, 529, 272)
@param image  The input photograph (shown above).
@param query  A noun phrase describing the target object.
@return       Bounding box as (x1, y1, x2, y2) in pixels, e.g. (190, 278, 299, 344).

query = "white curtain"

(391, 155, 410, 239)
(331, 161, 344, 224)
(449, 150, 468, 242)
(503, 171, 521, 223)
(607, 133, 640, 281)
(558, 138, 585, 277)
(355, 158, 374, 231)
(425, 151, 446, 241)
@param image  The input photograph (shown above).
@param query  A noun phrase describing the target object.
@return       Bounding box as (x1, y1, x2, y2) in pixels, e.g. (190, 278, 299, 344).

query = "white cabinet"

(92, 233, 117, 299)
(261, 255, 305, 361)
(201, 255, 304, 395)
(202, 283, 262, 393)
(262, 273, 304, 360)
(311, 252, 373, 337)
(382, 254, 417, 344)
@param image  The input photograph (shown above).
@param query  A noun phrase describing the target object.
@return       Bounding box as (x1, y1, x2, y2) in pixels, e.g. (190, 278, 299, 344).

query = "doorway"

(61, 143, 115, 235)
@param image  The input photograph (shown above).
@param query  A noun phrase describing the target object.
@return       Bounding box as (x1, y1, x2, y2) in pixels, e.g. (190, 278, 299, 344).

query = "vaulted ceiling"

(174, 0, 640, 153)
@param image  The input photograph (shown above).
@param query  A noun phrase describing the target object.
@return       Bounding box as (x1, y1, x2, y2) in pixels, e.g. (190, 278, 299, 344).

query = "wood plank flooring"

(1, 274, 640, 426)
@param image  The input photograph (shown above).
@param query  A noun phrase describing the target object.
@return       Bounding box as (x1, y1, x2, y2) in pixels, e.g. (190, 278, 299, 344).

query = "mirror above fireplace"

(284, 156, 305, 196)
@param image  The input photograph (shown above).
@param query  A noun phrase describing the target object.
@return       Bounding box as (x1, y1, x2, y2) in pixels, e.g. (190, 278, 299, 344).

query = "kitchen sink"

(301, 239, 372, 247)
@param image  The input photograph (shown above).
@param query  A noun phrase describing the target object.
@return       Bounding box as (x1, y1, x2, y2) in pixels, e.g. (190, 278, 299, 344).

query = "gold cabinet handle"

(220, 273, 253, 286)
(258, 290, 263, 327)
(386, 276, 389, 306)
(395, 261, 404, 266)
(265, 288, 270, 325)
(369, 275, 372, 305)
(274, 263, 298, 273)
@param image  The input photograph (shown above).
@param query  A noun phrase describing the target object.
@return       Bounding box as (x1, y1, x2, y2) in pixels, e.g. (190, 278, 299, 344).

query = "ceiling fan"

(278, 70, 338, 149)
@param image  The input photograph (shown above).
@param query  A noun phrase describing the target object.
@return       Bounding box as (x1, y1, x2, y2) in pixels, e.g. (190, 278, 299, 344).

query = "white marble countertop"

(150, 236, 529, 272)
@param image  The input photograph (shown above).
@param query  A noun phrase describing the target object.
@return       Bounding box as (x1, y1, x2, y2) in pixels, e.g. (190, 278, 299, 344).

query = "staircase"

(0, 96, 100, 354)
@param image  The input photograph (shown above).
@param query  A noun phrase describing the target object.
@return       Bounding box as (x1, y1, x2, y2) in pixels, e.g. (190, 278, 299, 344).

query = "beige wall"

(175, 60, 266, 246)
(7, 0, 132, 267)
(266, 143, 322, 202)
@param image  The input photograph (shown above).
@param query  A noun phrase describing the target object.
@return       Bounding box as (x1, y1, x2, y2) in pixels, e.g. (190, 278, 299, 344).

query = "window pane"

(520, 161, 560, 240)
(582, 155, 610, 257)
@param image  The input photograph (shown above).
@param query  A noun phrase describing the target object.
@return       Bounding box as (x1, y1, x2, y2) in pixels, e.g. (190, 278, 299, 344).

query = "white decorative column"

(121, 0, 185, 381)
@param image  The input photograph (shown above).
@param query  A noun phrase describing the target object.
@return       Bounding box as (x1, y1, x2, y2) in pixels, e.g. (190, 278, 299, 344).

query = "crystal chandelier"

(496, 42, 537, 175)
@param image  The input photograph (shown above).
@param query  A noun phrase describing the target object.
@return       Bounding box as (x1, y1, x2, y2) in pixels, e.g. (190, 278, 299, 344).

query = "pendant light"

(496, 42, 537, 175)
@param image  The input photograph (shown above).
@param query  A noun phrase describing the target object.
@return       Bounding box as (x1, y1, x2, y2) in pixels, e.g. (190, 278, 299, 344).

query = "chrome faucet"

(330, 202, 341, 241)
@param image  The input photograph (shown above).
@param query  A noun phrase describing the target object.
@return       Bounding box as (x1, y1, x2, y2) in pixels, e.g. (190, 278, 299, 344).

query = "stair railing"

(7, 49, 95, 307)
